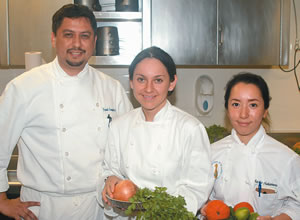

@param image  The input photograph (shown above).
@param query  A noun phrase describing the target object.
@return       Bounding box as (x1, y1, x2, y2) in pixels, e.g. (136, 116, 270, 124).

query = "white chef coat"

(210, 125, 300, 218)
(100, 101, 214, 218)
(0, 57, 132, 219)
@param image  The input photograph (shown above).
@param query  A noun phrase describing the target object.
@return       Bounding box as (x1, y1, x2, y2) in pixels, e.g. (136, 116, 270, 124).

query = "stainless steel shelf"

(90, 0, 151, 66)
(94, 11, 142, 20)
(89, 55, 135, 66)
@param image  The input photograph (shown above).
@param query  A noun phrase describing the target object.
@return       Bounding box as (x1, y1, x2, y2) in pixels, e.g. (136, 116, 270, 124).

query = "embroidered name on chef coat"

(103, 107, 116, 127)
(255, 179, 278, 196)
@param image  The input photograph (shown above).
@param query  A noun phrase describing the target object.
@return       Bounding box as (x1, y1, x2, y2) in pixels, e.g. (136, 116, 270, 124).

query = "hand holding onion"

(102, 177, 137, 205)
(102, 175, 122, 204)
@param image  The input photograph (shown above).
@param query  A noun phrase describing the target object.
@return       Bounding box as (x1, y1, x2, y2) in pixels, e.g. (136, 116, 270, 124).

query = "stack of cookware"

(74, 0, 139, 56)
(74, 0, 102, 11)
(96, 26, 120, 56)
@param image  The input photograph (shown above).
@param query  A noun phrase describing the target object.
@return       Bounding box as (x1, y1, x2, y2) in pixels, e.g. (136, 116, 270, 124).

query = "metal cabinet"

(218, 0, 289, 65)
(0, 0, 291, 67)
(149, 0, 290, 66)
(0, 0, 72, 67)
(150, 0, 217, 65)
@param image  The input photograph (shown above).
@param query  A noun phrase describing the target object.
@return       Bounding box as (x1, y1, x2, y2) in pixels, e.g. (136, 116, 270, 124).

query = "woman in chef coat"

(99, 46, 214, 218)
(202, 72, 300, 219)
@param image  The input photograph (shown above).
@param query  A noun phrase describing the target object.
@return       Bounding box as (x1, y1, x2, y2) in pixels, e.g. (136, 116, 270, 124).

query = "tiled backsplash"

(1, 67, 300, 132)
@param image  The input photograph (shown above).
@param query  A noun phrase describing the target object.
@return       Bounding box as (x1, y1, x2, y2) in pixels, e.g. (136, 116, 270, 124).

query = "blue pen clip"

(258, 181, 262, 197)
(107, 114, 112, 127)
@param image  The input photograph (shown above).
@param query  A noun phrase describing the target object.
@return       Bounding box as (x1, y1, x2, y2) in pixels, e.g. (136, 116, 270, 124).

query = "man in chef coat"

(0, 4, 132, 220)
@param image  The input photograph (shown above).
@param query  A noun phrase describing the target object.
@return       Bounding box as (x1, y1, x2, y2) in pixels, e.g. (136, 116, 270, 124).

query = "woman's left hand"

(101, 175, 123, 205)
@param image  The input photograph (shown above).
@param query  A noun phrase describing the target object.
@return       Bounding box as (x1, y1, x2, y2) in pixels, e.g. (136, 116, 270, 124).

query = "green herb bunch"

(125, 187, 197, 220)
(205, 124, 229, 143)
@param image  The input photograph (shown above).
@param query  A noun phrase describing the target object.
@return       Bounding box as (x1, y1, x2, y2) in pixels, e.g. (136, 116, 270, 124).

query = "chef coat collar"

(231, 125, 265, 150)
(137, 100, 170, 123)
(53, 57, 89, 79)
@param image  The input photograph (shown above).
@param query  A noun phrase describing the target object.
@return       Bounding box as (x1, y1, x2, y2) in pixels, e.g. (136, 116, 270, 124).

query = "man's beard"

(66, 59, 85, 67)
(66, 48, 86, 66)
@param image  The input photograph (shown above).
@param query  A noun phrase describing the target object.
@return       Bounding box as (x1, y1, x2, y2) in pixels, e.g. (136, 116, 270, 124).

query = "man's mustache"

(67, 48, 86, 53)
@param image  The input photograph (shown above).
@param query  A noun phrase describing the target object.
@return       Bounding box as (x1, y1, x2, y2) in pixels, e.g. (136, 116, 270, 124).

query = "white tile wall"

(1, 63, 300, 132)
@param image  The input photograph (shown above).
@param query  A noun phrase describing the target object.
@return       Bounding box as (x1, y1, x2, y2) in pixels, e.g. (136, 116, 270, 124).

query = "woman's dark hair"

(129, 46, 177, 96)
(224, 72, 271, 109)
(52, 4, 97, 36)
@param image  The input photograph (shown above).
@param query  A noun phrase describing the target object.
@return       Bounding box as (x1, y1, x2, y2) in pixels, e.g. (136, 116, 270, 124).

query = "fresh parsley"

(206, 125, 229, 143)
(125, 187, 197, 220)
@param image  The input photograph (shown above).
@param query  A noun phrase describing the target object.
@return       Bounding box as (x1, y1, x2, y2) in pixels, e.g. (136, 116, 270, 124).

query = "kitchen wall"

(0, 0, 299, 132)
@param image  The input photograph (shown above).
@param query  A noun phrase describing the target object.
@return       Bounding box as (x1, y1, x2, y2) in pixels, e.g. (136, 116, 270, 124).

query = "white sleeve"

(0, 81, 26, 192)
(175, 122, 214, 214)
(275, 154, 300, 218)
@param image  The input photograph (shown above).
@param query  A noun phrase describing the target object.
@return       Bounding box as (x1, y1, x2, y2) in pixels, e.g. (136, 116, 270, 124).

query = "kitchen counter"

(268, 133, 300, 148)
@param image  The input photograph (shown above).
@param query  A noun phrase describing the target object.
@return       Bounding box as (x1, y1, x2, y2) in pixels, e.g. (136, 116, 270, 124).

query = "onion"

(113, 179, 138, 201)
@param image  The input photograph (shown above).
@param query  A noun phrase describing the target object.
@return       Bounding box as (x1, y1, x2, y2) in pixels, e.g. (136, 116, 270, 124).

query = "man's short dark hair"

(52, 4, 97, 36)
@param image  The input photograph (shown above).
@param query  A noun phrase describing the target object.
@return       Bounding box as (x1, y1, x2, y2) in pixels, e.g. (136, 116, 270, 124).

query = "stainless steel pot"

(115, 0, 138, 12)
(96, 26, 120, 56)
(74, 0, 102, 11)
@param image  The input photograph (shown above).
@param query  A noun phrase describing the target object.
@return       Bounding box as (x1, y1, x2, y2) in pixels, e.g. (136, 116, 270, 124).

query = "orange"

(205, 200, 230, 220)
(293, 142, 300, 151)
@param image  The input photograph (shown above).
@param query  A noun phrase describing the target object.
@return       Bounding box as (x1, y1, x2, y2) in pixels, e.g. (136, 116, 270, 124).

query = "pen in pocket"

(107, 114, 112, 127)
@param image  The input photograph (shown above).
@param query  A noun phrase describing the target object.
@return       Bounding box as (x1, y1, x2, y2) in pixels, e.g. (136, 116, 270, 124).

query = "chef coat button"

(157, 145, 162, 150)
(97, 127, 101, 131)
(65, 152, 69, 157)
(152, 168, 157, 175)
(62, 128, 66, 132)
(66, 176, 71, 181)
(96, 103, 100, 107)
(59, 104, 64, 109)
